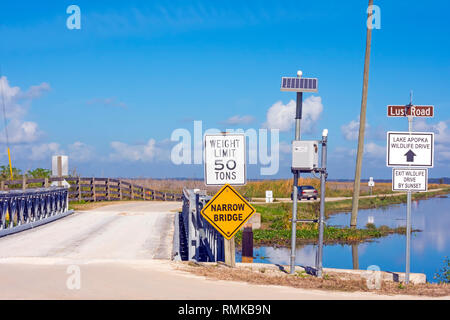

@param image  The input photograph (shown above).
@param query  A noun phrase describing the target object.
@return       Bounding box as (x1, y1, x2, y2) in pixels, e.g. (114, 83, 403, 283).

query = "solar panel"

(280, 77, 318, 92)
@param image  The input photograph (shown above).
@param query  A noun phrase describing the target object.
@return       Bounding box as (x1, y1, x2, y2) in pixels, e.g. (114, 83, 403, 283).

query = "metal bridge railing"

(178, 189, 224, 262)
(0, 187, 73, 238)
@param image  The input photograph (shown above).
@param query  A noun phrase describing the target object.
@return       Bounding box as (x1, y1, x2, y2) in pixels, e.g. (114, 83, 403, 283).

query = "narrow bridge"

(0, 185, 229, 299)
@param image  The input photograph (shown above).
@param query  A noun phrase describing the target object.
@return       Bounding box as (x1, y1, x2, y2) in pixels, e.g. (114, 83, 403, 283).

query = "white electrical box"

(292, 140, 319, 171)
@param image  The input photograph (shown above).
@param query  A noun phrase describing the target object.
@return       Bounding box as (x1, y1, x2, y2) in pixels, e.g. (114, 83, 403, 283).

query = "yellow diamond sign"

(201, 184, 255, 240)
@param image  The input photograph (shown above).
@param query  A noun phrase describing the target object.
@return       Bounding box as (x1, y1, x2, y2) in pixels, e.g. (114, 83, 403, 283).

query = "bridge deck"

(0, 201, 181, 260)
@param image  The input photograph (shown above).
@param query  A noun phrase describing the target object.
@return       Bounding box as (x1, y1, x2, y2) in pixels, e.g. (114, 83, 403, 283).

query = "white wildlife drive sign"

(204, 134, 246, 186)
(386, 131, 434, 167)
(392, 168, 428, 192)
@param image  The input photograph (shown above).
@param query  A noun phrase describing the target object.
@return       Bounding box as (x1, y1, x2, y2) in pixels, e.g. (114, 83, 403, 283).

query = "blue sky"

(0, 0, 449, 179)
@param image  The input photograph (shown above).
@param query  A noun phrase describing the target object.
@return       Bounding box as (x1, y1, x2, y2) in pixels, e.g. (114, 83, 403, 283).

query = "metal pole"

(405, 114, 413, 284)
(290, 92, 302, 274)
(406, 191, 411, 284)
(351, 0, 374, 228)
(317, 132, 327, 278)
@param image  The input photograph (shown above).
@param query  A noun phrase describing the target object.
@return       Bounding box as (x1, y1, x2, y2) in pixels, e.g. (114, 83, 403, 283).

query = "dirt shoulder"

(251, 188, 448, 203)
(179, 262, 450, 298)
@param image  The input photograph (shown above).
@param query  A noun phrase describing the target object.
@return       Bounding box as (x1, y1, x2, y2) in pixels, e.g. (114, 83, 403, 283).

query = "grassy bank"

(236, 189, 449, 246)
(235, 224, 411, 246)
(254, 188, 450, 220)
(321, 188, 450, 215)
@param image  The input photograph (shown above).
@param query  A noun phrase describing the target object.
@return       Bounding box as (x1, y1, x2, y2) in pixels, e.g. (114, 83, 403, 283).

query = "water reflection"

(236, 195, 450, 283)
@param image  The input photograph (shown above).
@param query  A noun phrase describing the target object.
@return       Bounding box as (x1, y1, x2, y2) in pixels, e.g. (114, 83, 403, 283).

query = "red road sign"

(387, 105, 434, 117)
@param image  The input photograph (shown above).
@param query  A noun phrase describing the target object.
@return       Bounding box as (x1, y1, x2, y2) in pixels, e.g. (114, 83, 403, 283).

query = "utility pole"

(405, 91, 413, 284)
(351, 0, 374, 228)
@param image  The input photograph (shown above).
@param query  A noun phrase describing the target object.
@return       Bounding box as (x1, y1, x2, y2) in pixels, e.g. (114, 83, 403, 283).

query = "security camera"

(297, 70, 303, 78)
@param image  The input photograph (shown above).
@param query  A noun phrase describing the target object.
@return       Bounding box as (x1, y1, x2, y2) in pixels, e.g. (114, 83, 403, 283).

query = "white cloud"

(415, 119, 450, 162)
(414, 119, 450, 143)
(221, 115, 255, 125)
(0, 76, 27, 119)
(264, 96, 323, 132)
(279, 141, 292, 154)
(341, 120, 360, 141)
(435, 144, 450, 161)
(68, 141, 95, 162)
(364, 142, 385, 159)
(19, 82, 51, 100)
(109, 139, 159, 162)
(332, 142, 385, 161)
(0, 119, 41, 144)
(0, 76, 49, 143)
(341, 118, 370, 141)
(0, 76, 21, 102)
(334, 146, 356, 158)
(29, 142, 63, 161)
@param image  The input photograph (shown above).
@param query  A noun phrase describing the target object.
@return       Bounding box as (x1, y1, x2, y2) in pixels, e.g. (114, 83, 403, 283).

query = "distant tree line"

(0, 165, 51, 181)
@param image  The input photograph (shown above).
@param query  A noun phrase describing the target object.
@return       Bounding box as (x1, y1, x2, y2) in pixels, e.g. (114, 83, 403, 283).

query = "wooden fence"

(0, 177, 183, 202)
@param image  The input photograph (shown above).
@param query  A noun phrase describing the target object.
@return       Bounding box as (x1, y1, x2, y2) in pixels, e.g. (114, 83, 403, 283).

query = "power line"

(0, 65, 9, 146)
(0, 64, 14, 180)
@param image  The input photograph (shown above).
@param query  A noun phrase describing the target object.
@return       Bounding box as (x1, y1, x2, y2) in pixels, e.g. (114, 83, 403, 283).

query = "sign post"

(265, 190, 273, 203)
(281, 71, 319, 274)
(386, 95, 434, 284)
(368, 177, 375, 196)
(224, 237, 236, 267)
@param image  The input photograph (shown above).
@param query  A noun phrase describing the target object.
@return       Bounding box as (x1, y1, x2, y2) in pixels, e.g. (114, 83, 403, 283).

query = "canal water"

(236, 195, 450, 283)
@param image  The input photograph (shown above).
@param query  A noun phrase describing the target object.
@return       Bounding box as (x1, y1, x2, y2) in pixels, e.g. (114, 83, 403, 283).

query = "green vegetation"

(26, 168, 51, 179)
(235, 224, 410, 246)
(0, 165, 52, 189)
(0, 165, 51, 181)
(0, 165, 23, 181)
(236, 178, 447, 199)
(434, 257, 450, 284)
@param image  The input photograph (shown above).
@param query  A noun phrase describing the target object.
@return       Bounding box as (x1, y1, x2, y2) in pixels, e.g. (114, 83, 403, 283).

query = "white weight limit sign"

(204, 134, 246, 186)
